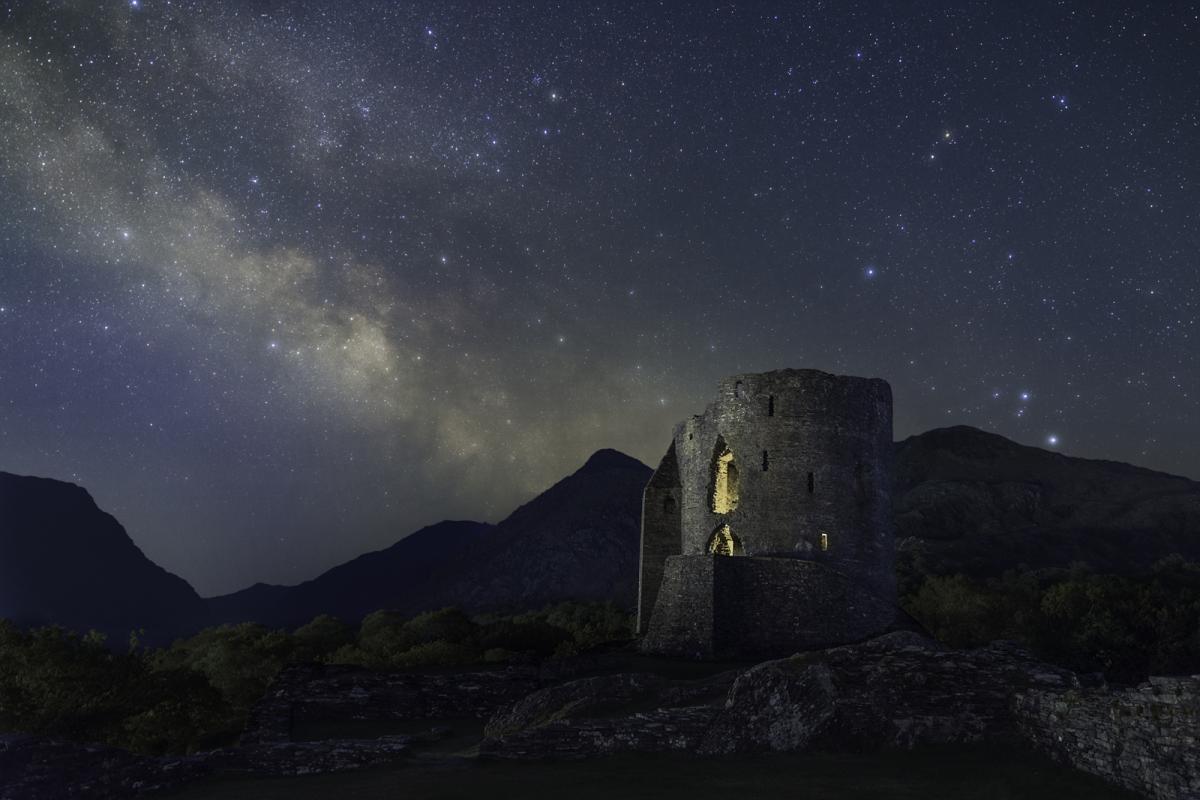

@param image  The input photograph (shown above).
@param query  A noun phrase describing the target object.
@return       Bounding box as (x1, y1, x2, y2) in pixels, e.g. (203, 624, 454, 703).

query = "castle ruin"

(638, 368, 896, 659)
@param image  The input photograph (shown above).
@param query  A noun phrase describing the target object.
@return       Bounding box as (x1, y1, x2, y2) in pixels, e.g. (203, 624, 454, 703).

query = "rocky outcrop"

(484, 633, 1077, 759)
(480, 670, 736, 758)
(698, 632, 1077, 752)
(1016, 676, 1200, 800)
(480, 633, 1200, 799)
(7, 636, 1197, 799)
(697, 660, 838, 753)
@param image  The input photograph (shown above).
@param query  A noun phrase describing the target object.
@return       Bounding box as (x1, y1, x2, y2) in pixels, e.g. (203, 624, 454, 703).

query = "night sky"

(1, 2, 1197, 596)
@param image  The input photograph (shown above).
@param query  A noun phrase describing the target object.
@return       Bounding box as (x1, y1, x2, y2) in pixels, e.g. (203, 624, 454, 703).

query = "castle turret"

(638, 368, 896, 659)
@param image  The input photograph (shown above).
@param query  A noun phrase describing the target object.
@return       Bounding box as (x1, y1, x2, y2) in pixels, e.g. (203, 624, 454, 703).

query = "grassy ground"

(164, 745, 1138, 800)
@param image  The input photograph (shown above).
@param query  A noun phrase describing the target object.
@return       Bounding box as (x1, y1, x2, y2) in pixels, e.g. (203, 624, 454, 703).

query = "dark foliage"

(902, 556, 1200, 682)
(0, 602, 633, 754)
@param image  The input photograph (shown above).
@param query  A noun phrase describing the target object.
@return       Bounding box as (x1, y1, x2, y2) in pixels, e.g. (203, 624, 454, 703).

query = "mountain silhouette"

(894, 426, 1200, 575)
(4, 430, 1199, 638)
(206, 448, 652, 628)
(0, 471, 207, 643)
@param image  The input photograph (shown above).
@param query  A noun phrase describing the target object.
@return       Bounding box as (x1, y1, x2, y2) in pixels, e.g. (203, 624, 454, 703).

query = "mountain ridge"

(4, 428, 1200, 638)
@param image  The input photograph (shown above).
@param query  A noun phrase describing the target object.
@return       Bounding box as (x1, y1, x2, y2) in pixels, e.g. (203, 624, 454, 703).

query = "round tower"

(638, 368, 896, 658)
(673, 369, 894, 600)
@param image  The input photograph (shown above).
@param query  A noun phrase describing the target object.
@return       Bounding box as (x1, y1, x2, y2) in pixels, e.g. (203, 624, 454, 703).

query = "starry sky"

(1, 1, 1197, 596)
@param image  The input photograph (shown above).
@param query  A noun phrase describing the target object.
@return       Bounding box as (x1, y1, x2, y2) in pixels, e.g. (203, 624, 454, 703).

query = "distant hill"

(0, 471, 208, 643)
(206, 448, 652, 628)
(204, 519, 493, 629)
(894, 426, 1200, 577)
(5, 429, 1199, 638)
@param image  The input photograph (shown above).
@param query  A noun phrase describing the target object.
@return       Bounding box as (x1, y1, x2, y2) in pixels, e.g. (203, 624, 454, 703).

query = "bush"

(0, 601, 635, 754)
(390, 639, 480, 668)
(902, 560, 1200, 682)
(293, 615, 355, 661)
(0, 623, 232, 754)
(478, 618, 571, 656)
(151, 623, 295, 710)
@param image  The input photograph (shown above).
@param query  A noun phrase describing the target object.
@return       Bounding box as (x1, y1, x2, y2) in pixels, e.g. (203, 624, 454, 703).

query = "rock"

(698, 660, 837, 754)
(0, 733, 210, 800)
(481, 670, 736, 759)
(217, 736, 412, 776)
(1016, 676, 1200, 800)
(484, 673, 666, 739)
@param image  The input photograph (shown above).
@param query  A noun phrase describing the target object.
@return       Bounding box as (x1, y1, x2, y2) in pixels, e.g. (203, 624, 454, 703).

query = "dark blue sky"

(1, 1, 1196, 594)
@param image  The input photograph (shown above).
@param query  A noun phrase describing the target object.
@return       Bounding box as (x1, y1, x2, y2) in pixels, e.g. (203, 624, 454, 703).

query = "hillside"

(894, 426, 1200, 576)
(0, 471, 208, 643)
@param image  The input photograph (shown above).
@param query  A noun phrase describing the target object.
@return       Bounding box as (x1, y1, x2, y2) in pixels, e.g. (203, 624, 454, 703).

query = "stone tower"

(638, 368, 896, 659)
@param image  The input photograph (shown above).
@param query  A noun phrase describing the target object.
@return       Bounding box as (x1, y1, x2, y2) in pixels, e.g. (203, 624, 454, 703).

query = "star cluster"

(1, 2, 1196, 594)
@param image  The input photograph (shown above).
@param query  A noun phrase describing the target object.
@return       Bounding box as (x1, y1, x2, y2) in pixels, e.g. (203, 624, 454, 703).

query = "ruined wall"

(637, 442, 682, 634)
(670, 369, 894, 601)
(1015, 677, 1200, 800)
(640, 555, 715, 659)
(638, 368, 896, 659)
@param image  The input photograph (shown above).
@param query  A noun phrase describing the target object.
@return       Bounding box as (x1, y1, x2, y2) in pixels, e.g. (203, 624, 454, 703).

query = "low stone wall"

(642, 555, 893, 659)
(714, 556, 895, 658)
(1016, 677, 1200, 800)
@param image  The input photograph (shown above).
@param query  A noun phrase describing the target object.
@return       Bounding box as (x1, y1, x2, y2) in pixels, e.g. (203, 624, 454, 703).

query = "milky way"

(1, 2, 1197, 594)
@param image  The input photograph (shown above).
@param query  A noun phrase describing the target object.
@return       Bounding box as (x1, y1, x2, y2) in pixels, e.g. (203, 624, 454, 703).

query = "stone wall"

(640, 555, 715, 658)
(637, 442, 681, 633)
(642, 554, 894, 659)
(713, 556, 895, 659)
(670, 369, 893, 598)
(1015, 677, 1200, 800)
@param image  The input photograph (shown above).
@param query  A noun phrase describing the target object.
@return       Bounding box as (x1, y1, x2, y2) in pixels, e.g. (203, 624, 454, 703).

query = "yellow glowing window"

(820, 532, 829, 551)
(708, 524, 743, 556)
(711, 446, 739, 513)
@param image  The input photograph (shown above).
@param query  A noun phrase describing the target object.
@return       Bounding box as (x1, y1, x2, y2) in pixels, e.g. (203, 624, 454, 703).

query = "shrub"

(293, 614, 355, 661)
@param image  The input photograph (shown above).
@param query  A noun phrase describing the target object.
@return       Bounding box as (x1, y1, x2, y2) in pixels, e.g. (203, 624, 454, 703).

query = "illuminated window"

(708, 524, 743, 556)
(820, 532, 829, 551)
(710, 440, 739, 513)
